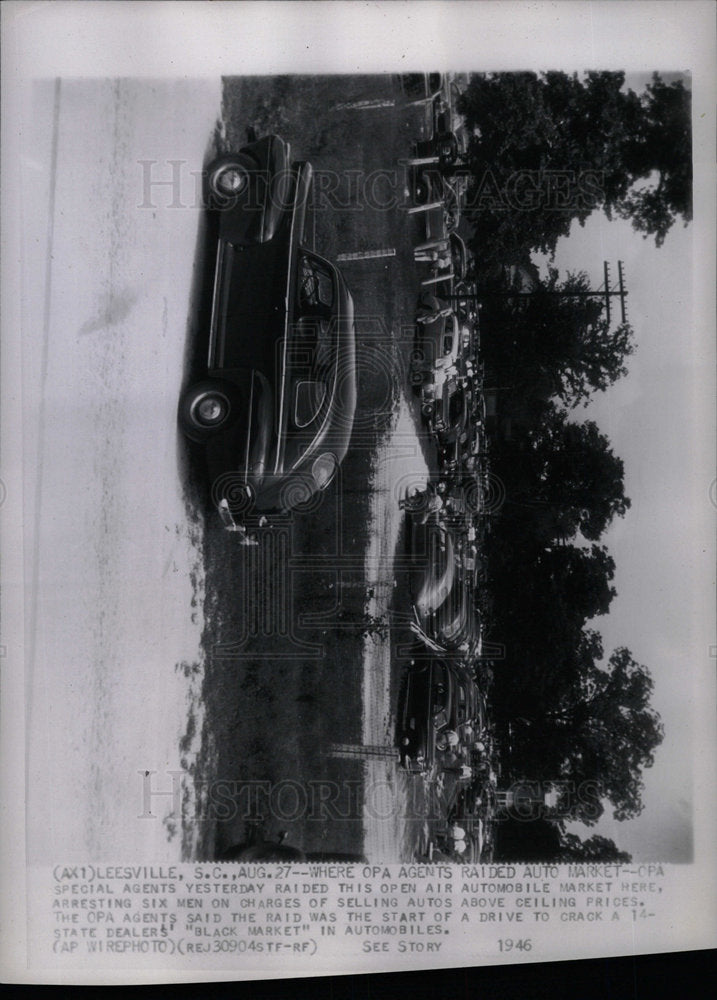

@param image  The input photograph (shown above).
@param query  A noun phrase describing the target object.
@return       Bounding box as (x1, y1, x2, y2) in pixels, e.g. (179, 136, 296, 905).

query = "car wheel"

(206, 154, 253, 206)
(178, 379, 238, 443)
(411, 370, 425, 387)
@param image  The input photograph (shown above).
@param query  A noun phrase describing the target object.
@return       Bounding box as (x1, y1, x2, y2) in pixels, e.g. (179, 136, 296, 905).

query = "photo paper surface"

(1, 0, 715, 984)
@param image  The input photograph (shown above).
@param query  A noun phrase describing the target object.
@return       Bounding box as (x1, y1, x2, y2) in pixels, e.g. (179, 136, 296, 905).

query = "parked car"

(178, 134, 357, 535)
(399, 658, 484, 772)
(411, 533, 482, 654)
(409, 168, 461, 240)
(449, 779, 496, 827)
(427, 829, 483, 862)
(405, 506, 456, 622)
(441, 474, 485, 520)
(434, 570, 480, 651)
(451, 278, 480, 333)
(411, 294, 466, 416)
(431, 379, 472, 442)
(448, 232, 469, 282)
(413, 131, 462, 169)
(439, 420, 480, 474)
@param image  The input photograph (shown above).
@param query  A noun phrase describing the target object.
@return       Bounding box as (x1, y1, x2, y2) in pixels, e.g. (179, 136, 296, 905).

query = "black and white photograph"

(2, 0, 715, 984)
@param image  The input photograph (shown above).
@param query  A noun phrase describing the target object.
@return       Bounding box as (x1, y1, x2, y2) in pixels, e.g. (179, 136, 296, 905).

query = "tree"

(494, 817, 562, 862)
(489, 545, 616, 659)
(523, 647, 664, 823)
(558, 832, 632, 863)
(481, 267, 635, 408)
(617, 73, 693, 245)
(457, 71, 691, 261)
(493, 402, 631, 542)
(533, 543, 617, 621)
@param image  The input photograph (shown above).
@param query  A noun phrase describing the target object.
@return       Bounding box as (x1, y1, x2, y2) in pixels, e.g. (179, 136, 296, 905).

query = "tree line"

(451, 71, 690, 859)
(455, 70, 691, 264)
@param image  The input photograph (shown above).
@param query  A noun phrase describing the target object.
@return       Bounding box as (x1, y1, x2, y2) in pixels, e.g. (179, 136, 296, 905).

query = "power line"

(446, 261, 629, 324)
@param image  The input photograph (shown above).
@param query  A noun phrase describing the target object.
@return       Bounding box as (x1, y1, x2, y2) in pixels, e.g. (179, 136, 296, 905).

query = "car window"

(294, 380, 327, 428)
(293, 254, 339, 386)
(430, 663, 449, 715)
(433, 709, 449, 731)
(298, 254, 334, 315)
(431, 683, 448, 714)
(456, 685, 468, 722)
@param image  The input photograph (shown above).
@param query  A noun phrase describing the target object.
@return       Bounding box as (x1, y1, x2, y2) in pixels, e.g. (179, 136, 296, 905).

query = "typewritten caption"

(37, 862, 669, 969)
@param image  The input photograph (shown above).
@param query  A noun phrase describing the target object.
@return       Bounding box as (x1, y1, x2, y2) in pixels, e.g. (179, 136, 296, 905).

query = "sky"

(532, 73, 713, 858)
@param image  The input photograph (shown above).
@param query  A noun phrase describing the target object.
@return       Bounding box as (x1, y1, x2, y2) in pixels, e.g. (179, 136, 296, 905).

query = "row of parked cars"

(177, 86, 498, 860)
(396, 79, 499, 861)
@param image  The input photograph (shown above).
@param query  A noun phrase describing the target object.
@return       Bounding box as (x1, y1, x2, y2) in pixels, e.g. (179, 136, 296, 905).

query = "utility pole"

(445, 261, 629, 323)
(603, 260, 629, 324)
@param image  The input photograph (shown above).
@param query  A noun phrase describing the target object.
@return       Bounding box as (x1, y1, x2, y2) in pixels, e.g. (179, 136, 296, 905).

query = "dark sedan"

(179, 134, 357, 535)
(406, 506, 456, 625)
(399, 658, 484, 772)
(409, 168, 461, 240)
(433, 568, 481, 652)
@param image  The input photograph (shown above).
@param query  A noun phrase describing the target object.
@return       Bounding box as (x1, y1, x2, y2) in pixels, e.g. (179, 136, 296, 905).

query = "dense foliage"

(457, 70, 692, 264)
(455, 70, 681, 842)
(479, 267, 635, 408)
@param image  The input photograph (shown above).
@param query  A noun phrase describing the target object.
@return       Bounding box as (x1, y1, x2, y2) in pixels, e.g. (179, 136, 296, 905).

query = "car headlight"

(311, 453, 338, 491)
(212, 163, 249, 197)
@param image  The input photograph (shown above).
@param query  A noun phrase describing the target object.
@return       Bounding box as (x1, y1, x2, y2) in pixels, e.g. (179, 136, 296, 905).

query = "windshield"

(430, 662, 449, 715)
(286, 253, 341, 433)
(293, 254, 339, 371)
(448, 388, 466, 425)
(456, 683, 469, 723)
